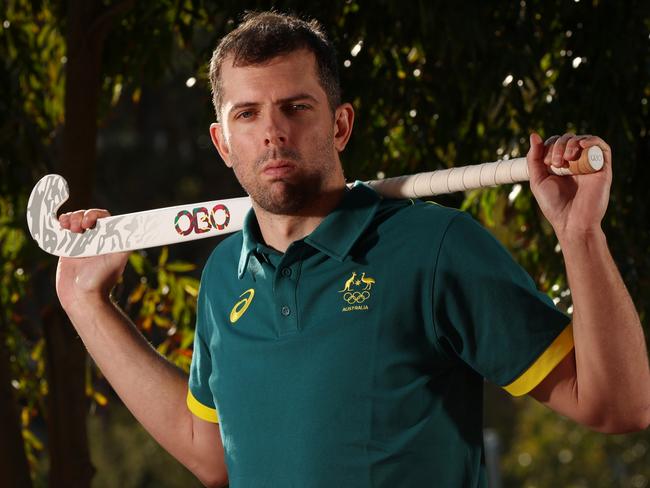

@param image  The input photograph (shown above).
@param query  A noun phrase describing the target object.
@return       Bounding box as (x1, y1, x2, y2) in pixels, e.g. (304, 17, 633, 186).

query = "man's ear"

(209, 122, 232, 168)
(333, 102, 355, 152)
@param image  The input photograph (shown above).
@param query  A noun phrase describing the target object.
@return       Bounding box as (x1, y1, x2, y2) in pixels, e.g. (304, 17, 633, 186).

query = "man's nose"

(263, 110, 289, 146)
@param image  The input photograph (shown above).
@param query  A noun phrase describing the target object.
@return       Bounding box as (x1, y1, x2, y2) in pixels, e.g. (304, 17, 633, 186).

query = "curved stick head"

(26, 174, 70, 256)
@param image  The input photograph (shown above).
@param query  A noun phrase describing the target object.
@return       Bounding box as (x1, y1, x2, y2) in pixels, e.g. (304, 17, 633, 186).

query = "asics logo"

(230, 289, 255, 324)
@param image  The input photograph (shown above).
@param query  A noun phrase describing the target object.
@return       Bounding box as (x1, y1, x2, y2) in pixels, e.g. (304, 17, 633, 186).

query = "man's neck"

(253, 185, 346, 253)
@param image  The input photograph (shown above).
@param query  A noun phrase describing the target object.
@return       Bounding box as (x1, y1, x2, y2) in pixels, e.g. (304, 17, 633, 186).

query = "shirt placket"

(267, 243, 302, 337)
(262, 243, 302, 337)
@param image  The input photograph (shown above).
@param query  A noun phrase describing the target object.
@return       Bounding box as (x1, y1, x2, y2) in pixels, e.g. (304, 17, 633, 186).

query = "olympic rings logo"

(343, 291, 370, 304)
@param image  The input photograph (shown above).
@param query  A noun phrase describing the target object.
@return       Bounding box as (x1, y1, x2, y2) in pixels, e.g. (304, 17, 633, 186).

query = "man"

(56, 11, 650, 488)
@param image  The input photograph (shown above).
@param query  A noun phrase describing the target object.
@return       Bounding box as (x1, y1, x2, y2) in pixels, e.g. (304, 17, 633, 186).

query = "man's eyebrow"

(276, 93, 319, 105)
(228, 93, 319, 117)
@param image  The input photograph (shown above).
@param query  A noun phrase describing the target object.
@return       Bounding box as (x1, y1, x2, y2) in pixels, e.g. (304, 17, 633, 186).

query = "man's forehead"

(220, 49, 324, 103)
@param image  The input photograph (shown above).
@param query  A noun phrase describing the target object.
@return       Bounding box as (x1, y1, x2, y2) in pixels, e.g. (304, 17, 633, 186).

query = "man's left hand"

(526, 132, 613, 238)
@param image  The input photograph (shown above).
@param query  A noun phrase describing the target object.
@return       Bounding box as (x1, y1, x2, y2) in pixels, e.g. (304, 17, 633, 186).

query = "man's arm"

(57, 209, 228, 486)
(526, 133, 650, 433)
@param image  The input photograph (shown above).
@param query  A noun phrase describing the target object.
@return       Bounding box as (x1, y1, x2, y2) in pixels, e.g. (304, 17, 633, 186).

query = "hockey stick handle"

(26, 146, 603, 257)
(365, 145, 603, 198)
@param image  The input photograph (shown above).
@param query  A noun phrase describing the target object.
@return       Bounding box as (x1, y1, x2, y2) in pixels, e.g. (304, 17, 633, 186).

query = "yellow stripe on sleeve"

(186, 389, 219, 423)
(503, 323, 575, 397)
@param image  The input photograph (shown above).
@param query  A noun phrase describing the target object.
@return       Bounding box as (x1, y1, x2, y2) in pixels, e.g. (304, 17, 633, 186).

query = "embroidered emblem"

(230, 289, 255, 323)
(339, 272, 375, 312)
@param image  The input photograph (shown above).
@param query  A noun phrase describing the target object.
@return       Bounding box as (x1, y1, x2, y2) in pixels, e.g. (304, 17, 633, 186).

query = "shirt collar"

(237, 209, 263, 278)
(237, 182, 382, 279)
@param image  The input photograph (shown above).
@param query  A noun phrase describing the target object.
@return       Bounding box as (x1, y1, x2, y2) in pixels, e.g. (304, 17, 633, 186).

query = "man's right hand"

(53, 209, 228, 486)
(56, 209, 130, 310)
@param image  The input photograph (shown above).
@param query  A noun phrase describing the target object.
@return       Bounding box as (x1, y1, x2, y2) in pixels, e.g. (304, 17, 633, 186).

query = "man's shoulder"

(373, 197, 463, 234)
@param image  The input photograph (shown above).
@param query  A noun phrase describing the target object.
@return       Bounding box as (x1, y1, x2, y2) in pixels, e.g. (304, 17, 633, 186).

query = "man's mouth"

(262, 160, 295, 178)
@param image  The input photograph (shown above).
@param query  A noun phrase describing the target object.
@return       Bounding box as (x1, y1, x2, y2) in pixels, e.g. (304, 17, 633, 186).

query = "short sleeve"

(430, 212, 574, 396)
(187, 277, 219, 423)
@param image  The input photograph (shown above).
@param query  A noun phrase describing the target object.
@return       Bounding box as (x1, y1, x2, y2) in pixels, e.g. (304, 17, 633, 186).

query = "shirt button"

(281, 267, 291, 277)
(281, 305, 291, 316)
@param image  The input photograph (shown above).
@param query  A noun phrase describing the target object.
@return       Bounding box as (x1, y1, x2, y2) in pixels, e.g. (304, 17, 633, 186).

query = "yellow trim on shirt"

(186, 389, 219, 423)
(503, 323, 575, 397)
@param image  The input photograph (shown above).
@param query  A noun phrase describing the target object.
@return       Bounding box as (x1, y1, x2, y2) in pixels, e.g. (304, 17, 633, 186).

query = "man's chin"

(260, 196, 305, 215)
(253, 182, 311, 215)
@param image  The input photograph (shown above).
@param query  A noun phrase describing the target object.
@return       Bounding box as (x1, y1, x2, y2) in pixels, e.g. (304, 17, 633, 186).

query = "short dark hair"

(208, 11, 341, 121)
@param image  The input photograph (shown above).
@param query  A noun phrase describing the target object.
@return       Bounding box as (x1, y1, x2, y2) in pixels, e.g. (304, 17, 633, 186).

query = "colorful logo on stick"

(174, 205, 230, 236)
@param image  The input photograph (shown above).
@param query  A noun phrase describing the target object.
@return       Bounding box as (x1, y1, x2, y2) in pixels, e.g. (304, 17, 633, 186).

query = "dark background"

(1, 1, 648, 486)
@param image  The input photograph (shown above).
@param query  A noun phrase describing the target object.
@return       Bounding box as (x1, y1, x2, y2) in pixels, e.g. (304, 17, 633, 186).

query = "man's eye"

(237, 110, 254, 119)
(290, 104, 308, 111)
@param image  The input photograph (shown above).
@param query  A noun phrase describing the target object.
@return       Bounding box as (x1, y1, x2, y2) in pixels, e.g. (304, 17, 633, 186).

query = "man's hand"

(526, 132, 650, 433)
(56, 209, 130, 309)
(526, 132, 612, 237)
(54, 208, 228, 484)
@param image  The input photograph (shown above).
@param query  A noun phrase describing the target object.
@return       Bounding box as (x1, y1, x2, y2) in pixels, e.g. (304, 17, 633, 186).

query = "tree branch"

(88, 0, 135, 45)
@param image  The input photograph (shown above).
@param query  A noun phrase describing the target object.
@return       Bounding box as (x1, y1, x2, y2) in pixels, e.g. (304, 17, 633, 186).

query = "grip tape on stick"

(367, 145, 604, 199)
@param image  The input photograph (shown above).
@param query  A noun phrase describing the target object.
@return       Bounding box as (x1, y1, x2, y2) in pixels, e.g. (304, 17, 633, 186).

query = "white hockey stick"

(27, 146, 603, 257)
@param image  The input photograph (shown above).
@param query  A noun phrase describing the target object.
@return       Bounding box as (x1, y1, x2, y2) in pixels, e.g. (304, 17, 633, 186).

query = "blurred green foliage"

(1, 0, 648, 486)
(88, 402, 203, 488)
(503, 398, 650, 488)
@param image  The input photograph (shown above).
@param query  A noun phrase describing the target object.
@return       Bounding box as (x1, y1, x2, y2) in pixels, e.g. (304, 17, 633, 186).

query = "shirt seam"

(293, 246, 306, 332)
(366, 295, 378, 488)
(428, 210, 466, 361)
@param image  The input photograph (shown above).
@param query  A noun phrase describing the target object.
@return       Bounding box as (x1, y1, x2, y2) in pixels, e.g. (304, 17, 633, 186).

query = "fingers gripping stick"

(27, 146, 603, 257)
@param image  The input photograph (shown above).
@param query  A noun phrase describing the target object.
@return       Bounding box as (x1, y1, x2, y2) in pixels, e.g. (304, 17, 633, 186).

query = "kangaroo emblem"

(360, 272, 375, 290)
(339, 272, 357, 292)
(338, 271, 376, 310)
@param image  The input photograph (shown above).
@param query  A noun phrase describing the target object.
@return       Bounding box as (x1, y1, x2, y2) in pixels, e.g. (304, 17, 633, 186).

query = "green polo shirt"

(187, 182, 573, 487)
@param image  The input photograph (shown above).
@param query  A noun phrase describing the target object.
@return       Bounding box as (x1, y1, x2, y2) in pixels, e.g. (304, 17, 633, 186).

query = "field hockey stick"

(26, 146, 603, 257)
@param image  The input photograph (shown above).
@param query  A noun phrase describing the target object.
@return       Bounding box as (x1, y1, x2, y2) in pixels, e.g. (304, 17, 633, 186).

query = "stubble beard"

(230, 136, 337, 216)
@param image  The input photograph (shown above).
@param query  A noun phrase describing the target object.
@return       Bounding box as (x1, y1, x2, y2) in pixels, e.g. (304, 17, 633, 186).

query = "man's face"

(210, 49, 352, 215)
